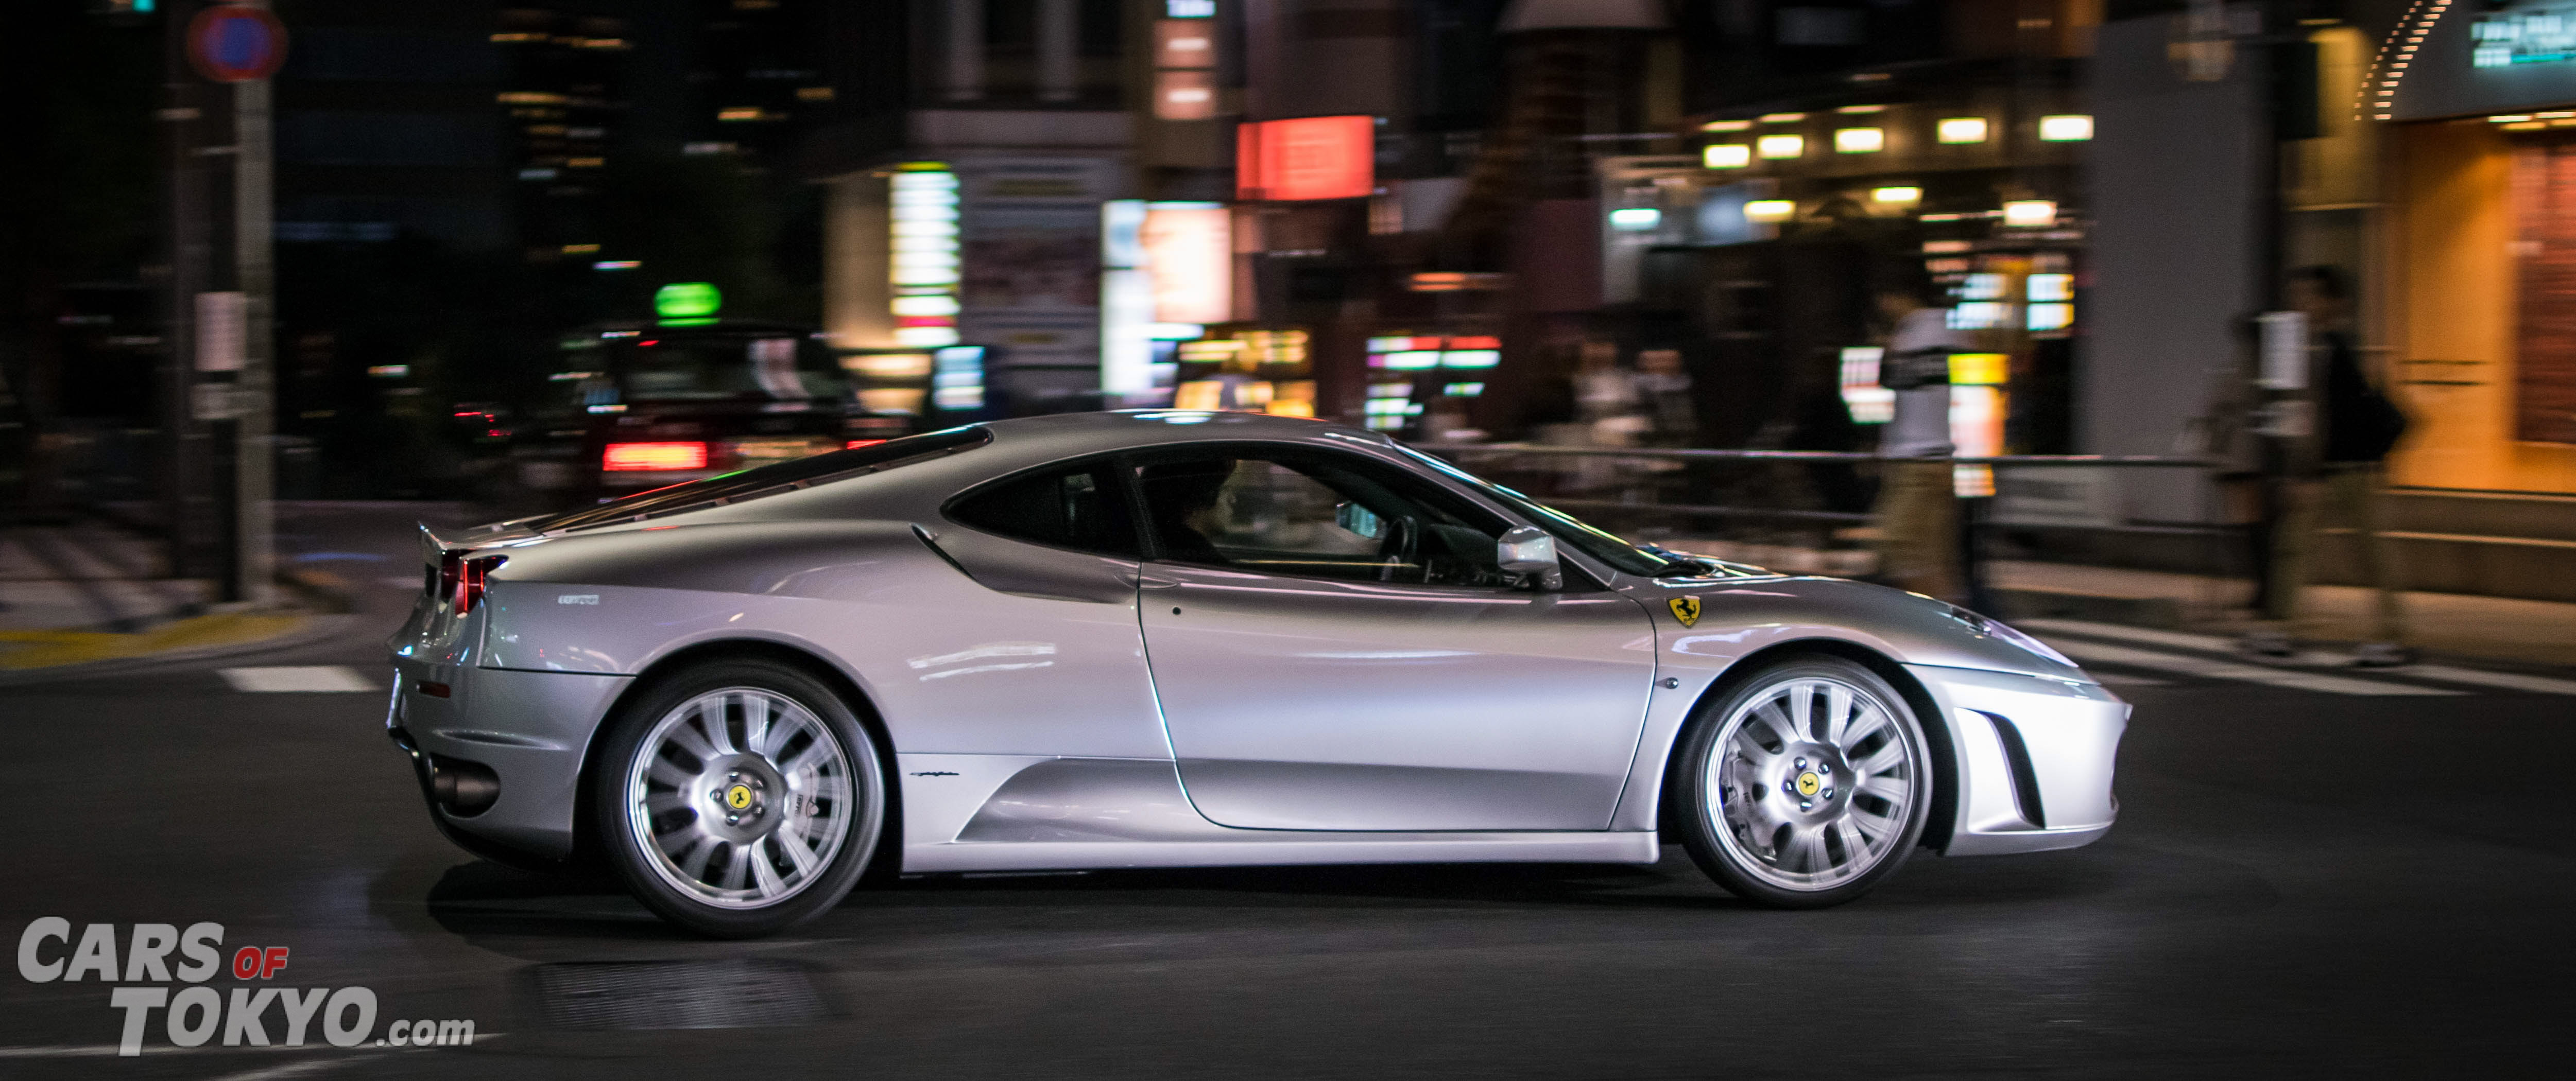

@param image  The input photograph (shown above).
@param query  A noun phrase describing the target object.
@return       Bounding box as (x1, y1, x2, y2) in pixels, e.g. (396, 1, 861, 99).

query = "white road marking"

(2039, 639, 2464, 696)
(0, 1033, 502, 1064)
(2017, 619, 2236, 653)
(219, 666, 383, 693)
(2088, 672, 2170, 687)
(205, 1060, 349, 1081)
(2398, 665, 2576, 696)
(2020, 618, 2576, 695)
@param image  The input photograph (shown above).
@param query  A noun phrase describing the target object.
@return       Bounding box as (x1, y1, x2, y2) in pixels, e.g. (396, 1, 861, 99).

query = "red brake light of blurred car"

(844, 439, 887, 450)
(603, 441, 708, 471)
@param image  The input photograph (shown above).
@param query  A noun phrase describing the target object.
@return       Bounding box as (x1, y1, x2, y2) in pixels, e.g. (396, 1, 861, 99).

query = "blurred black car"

(509, 320, 911, 508)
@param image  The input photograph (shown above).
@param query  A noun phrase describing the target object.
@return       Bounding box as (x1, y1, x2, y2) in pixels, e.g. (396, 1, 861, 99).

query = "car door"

(1131, 445, 1657, 832)
(920, 457, 1169, 760)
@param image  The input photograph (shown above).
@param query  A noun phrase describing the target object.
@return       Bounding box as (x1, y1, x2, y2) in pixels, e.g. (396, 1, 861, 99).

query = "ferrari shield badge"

(1668, 596, 1701, 627)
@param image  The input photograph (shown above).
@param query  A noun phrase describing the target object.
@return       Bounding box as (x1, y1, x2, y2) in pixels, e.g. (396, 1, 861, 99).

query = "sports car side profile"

(387, 411, 2125, 936)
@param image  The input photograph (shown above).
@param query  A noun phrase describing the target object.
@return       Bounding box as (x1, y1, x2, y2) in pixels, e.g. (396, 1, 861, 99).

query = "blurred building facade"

(2360, 0, 2576, 497)
(20, 0, 2576, 600)
(804, 0, 2102, 448)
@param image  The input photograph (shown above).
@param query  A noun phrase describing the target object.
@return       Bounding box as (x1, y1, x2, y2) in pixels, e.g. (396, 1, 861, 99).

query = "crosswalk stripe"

(2017, 619, 2232, 653)
(2040, 639, 2465, 696)
(2398, 665, 2576, 696)
(2088, 672, 2171, 687)
(218, 666, 382, 693)
(2019, 618, 2576, 696)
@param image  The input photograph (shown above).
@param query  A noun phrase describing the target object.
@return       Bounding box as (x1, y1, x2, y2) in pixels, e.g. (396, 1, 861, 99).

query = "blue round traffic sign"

(188, 5, 288, 83)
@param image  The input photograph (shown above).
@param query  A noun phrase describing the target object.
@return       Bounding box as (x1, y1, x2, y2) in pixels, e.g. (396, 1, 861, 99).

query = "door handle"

(1136, 576, 1181, 589)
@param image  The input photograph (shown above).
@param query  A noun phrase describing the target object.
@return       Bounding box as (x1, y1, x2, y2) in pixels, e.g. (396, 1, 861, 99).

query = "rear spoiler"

(417, 520, 544, 565)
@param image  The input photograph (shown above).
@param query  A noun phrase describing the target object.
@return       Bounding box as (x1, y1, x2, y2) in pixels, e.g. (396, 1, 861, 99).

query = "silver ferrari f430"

(387, 411, 2125, 936)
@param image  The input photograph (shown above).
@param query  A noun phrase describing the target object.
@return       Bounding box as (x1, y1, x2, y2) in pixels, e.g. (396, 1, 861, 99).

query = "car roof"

(971, 410, 1399, 462)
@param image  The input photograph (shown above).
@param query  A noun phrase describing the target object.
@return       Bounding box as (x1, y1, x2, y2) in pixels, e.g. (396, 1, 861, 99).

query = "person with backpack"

(2247, 266, 2413, 666)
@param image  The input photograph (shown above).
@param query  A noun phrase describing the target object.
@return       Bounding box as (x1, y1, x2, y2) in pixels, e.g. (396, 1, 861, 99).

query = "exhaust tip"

(428, 756, 502, 817)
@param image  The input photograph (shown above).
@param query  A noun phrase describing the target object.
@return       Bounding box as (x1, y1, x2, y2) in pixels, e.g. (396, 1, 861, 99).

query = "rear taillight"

(455, 554, 505, 614)
(433, 552, 461, 604)
(603, 441, 709, 471)
(845, 439, 886, 450)
(432, 552, 505, 613)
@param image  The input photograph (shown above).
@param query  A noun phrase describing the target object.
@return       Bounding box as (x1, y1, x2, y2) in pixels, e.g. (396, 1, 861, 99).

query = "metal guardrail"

(1418, 443, 2211, 468)
(1414, 442, 2237, 613)
(1415, 443, 2216, 527)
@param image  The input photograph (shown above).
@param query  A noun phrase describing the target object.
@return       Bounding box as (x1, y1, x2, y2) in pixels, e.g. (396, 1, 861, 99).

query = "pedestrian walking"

(2245, 266, 2413, 665)
(1870, 279, 1969, 602)
(1633, 347, 1697, 446)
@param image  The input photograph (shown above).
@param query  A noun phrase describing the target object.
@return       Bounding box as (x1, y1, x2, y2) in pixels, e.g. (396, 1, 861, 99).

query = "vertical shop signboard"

(957, 157, 1120, 372)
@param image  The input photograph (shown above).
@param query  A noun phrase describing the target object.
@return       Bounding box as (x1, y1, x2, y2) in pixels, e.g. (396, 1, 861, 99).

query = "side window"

(1134, 451, 1519, 586)
(948, 463, 1140, 556)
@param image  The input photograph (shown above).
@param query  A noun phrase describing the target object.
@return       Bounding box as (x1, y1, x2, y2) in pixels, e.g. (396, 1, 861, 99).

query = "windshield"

(529, 426, 991, 532)
(1393, 444, 1690, 578)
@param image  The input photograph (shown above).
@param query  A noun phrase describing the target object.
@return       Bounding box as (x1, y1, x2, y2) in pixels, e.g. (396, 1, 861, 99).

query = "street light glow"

(1835, 127, 1885, 153)
(2002, 200, 2058, 227)
(2038, 114, 2095, 142)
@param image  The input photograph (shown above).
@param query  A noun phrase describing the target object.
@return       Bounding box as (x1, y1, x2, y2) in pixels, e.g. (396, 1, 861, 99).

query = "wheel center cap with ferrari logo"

(703, 763, 777, 841)
(1779, 752, 1840, 809)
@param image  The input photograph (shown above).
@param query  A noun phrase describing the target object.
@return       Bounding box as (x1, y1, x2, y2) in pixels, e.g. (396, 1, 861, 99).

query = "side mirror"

(1496, 526, 1561, 589)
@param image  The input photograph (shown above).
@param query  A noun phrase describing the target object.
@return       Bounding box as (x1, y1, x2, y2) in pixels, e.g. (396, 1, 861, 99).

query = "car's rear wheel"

(594, 658, 885, 937)
(1674, 655, 1930, 908)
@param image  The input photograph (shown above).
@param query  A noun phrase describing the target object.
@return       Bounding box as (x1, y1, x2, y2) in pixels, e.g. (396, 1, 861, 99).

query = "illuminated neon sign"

(889, 163, 961, 347)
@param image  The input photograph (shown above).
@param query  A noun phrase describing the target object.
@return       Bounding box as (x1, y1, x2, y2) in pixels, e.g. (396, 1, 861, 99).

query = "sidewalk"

(1659, 536, 2576, 671)
(1986, 560, 2576, 671)
(0, 515, 303, 672)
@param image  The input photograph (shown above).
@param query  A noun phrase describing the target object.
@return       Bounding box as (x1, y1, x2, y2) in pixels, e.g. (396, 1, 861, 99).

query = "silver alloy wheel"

(623, 687, 859, 910)
(1703, 675, 1921, 892)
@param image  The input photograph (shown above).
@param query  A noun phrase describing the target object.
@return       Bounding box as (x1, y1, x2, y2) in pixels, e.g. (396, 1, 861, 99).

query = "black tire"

(1673, 655, 1931, 909)
(593, 657, 887, 938)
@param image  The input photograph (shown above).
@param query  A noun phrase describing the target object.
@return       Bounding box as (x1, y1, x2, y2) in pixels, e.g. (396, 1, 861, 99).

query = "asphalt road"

(2, 503, 2571, 1078)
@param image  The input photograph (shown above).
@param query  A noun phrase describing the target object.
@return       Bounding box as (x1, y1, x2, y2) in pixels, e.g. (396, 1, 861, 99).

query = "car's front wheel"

(1674, 655, 1931, 908)
(594, 658, 886, 937)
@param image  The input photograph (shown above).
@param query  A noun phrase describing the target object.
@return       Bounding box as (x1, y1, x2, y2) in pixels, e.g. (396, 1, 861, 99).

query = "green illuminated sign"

(654, 282, 723, 325)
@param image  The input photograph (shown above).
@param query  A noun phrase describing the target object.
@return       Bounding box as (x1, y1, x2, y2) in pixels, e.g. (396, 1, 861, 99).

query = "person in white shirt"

(1871, 282, 1971, 601)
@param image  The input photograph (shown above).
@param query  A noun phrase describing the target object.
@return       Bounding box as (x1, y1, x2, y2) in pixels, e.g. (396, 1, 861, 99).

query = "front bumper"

(1906, 664, 2128, 857)
(385, 656, 632, 861)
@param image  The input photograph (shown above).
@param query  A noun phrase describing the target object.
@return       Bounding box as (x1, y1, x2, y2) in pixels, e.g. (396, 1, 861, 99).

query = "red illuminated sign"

(602, 442, 709, 472)
(1236, 116, 1375, 202)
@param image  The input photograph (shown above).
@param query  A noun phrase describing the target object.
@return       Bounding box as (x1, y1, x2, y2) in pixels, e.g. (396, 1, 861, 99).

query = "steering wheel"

(1375, 516, 1418, 581)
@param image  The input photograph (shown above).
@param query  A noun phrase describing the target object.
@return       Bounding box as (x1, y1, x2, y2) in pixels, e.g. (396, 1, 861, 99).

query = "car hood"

(1617, 571, 2089, 683)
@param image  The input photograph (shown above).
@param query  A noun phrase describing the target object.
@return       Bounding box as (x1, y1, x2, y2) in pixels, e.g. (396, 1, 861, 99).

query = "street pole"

(162, 0, 220, 583)
(232, 28, 275, 607)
